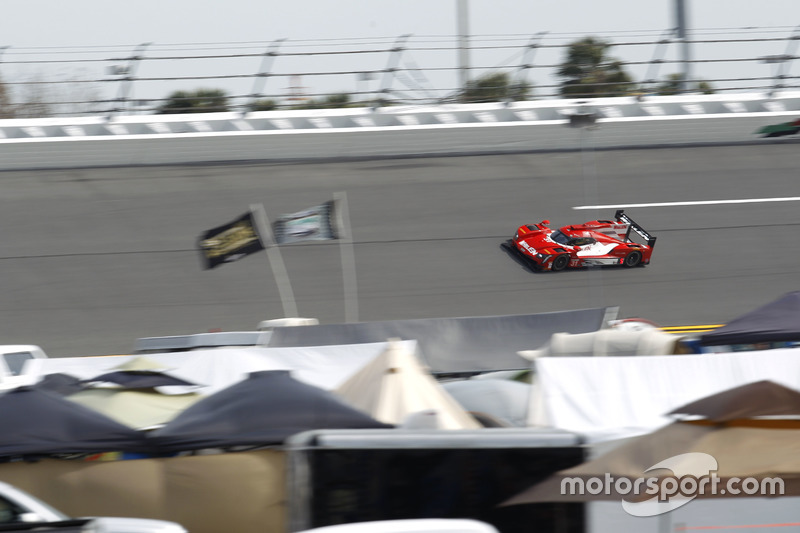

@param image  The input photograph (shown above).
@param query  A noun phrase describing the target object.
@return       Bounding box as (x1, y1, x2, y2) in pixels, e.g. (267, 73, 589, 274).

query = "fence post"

(768, 25, 800, 98)
(109, 42, 151, 116)
(248, 38, 287, 113)
(377, 34, 411, 106)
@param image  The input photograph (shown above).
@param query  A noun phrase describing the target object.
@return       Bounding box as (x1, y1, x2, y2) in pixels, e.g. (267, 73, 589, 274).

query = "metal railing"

(1, 26, 800, 118)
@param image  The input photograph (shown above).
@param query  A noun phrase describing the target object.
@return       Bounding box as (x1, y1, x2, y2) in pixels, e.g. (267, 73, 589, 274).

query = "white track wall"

(1, 93, 798, 170)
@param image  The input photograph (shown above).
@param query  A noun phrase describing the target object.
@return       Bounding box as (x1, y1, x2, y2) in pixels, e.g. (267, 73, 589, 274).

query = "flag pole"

(250, 204, 299, 318)
(333, 192, 359, 323)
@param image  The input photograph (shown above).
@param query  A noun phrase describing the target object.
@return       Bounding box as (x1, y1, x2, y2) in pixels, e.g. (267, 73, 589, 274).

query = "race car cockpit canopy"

(570, 236, 596, 246)
(550, 230, 569, 245)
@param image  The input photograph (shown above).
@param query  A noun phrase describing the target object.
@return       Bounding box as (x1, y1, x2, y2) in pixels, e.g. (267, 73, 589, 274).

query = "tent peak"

(112, 356, 172, 372)
(669, 380, 800, 422)
(699, 290, 800, 346)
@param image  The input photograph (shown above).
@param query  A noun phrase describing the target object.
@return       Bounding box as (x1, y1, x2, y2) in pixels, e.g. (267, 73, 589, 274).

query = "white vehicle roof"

(0, 345, 47, 384)
(297, 519, 499, 533)
(0, 345, 46, 355)
(0, 480, 186, 533)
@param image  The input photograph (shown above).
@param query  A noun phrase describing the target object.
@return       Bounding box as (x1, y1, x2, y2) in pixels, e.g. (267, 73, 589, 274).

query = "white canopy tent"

(335, 340, 481, 430)
(23, 341, 418, 396)
(528, 348, 800, 441)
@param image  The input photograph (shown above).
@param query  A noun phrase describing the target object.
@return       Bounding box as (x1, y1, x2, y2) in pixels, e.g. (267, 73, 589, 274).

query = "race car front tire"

(622, 250, 642, 267)
(551, 254, 570, 271)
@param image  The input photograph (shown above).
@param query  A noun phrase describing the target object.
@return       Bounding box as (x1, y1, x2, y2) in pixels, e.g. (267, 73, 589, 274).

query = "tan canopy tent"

(504, 380, 800, 506)
(110, 356, 171, 372)
(66, 355, 204, 430)
(668, 379, 800, 421)
(0, 450, 286, 533)
(335, 339, 481, 429)
(67, 389, 203, 430)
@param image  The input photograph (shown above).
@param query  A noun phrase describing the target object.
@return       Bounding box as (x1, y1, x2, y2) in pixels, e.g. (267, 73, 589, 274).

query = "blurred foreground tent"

(668, 379, 800, 420)
(699, 290, 800, 348)
(0, 387, 148, 457)
(504, 380, 800, 506)
(334, 339, 481, 429)
(147, 370, 393, 452)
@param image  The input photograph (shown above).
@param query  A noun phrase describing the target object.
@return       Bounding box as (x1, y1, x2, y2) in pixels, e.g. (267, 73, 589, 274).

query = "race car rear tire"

(552, 254, 570, 271)
(623, 250, 642, 268)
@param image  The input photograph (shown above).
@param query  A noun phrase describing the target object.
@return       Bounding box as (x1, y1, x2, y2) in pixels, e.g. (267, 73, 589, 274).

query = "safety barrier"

(1, 92, 799, 170)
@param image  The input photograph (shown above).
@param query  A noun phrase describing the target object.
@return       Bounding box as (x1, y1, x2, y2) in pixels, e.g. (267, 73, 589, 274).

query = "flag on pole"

(272, 200, 339, 245)
(197, 210, 265, 270)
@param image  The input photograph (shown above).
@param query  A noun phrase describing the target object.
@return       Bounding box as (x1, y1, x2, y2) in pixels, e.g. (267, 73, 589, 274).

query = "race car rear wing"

(615, 209, 656, 248)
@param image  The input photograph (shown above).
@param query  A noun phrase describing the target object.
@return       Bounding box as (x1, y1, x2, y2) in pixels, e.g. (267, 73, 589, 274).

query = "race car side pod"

(615, 209, 657, 249)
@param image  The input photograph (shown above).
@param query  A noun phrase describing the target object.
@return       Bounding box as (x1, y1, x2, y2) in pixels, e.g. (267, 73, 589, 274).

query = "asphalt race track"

(1, 143, 799, 356)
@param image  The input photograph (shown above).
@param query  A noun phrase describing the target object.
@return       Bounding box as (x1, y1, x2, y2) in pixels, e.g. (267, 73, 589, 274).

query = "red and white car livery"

(506, 210, 656, 272)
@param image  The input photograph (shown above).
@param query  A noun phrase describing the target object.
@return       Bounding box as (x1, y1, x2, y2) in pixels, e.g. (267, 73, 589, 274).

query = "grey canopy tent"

(699, 290, 800, 346)
(442, 379, 531, 427)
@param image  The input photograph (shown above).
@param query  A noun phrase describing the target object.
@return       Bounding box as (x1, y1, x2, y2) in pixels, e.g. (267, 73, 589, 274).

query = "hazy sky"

(3, 1, 800, 106)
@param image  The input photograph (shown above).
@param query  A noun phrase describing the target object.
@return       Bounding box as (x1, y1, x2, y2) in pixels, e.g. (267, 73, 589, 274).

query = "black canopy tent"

(81, 370, 196, 389)
(0, 387, 148, 457)
(147, 371, 392, 452)
(31, 373, 85, 396)
(699, 291, 800, 346)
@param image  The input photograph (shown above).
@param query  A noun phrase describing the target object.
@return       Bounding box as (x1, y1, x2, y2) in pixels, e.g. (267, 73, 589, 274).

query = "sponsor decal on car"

(520, 241, 537, 255)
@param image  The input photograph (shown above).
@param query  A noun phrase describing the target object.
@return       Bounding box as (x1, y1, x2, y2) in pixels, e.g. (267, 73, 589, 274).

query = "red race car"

(504, 210, 656, 272)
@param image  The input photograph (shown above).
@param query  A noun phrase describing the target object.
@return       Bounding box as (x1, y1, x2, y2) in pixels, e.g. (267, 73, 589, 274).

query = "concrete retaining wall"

(1, 93, 798, 170)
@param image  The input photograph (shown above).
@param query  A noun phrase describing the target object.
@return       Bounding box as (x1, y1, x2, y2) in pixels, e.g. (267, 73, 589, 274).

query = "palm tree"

(460, 72, 532, 103)
(656, 73, 716, 95)
(557, 37, 635, 98)
(157, 89, 229, 114)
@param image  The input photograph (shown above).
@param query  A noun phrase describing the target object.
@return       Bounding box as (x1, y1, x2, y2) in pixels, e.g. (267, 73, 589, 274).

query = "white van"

(297, 519, 499, 533)
(0, 345, 47, 389)
(0, 479, 186, 532)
